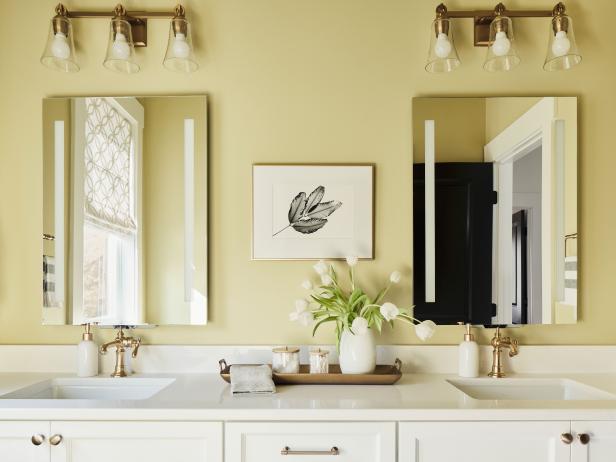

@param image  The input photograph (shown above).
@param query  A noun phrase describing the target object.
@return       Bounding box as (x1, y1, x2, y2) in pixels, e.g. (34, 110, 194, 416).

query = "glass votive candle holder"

(272, 346, 300, 373)
(309, 348, 329, 374)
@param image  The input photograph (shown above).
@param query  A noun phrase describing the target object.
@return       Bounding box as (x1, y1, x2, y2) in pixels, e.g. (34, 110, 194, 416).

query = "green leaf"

(312, 316, 337, 337)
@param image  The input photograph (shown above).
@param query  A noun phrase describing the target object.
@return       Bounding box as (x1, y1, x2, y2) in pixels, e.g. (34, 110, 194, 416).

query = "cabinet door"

(49, 421, 222, 462)
(226, 422, 396, 462)
(399, 421, 571, 462)
(572, 421, 616, 462)
(0, 421, 50, 462)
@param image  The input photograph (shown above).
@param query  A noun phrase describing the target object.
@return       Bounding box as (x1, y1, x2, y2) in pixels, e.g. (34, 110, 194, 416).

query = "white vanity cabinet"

(0, 421, 50, 462)
(48, 421, 222, 462)
(0, 421, 222, 462)
(398, 421, 572, 462)
(571, 421, 616, 462)
(225, 422, 396, 462)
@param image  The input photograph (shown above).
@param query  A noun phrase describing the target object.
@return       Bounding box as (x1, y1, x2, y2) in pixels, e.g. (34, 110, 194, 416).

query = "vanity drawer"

(225, 422, 395, 462)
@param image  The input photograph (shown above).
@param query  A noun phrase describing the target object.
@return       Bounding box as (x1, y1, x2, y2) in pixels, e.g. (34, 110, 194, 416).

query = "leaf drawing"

(288, 192, 307, 223)
(273, 185, 342, 237)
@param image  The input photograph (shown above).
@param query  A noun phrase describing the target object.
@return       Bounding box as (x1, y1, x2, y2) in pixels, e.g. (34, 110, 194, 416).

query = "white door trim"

(485, 97, 557, 324)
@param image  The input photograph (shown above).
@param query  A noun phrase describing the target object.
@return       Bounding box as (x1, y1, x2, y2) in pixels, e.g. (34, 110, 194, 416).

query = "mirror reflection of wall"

(42, 95, 208, 327)
(412, 97, 577, 326)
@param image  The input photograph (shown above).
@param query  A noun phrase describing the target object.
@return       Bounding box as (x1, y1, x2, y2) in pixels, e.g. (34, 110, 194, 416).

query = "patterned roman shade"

(83, 97, 135, 232)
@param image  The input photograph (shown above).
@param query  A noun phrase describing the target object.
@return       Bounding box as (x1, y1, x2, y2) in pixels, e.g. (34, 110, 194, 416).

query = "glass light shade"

(425, 18, 460, 73)
(40, 16, 79, 73)
(483, 16, 520, 72)
(544, 14, 581, 71)
(163, 18, 199, 73)
(103, 18, 139, 74)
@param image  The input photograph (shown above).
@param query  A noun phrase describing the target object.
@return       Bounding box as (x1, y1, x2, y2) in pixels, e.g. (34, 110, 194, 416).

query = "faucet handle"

(131, 337, 142, 358)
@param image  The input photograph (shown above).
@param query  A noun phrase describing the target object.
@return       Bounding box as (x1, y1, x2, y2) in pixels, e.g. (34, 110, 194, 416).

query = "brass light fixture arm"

(435, 2, 568, 46)
(52, 3, 187, 47)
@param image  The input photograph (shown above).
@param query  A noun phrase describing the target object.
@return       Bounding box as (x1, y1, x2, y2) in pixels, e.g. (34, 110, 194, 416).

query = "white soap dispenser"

(458, 323, 479, 378)
(77, 323, 99, 377)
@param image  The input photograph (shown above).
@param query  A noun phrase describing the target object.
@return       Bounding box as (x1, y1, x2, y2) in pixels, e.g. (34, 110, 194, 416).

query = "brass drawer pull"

(281, 446, 339, 456)
(49, 434, 63, 446)
(561, 433, 574, 444)
(578, 433, 591, 445)
(31, 434, 45, 446)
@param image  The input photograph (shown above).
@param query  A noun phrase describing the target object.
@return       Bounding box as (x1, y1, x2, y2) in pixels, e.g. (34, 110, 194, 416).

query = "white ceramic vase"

(339, 328, 376, 374)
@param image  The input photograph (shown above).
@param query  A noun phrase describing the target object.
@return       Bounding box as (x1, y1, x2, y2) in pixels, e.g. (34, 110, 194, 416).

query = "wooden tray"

(218, 358, 402, 385)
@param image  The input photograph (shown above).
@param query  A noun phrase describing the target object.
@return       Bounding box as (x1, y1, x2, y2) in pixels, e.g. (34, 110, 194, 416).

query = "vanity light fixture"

(425, 4, 461, 73)
(544, 3, 581, 71)
(483, 4, 520, 72)
(163, 5, 199, 73)
(40, 4, 79, 73)
(41, 3, 199, 74)
(426, 2, 581, 73)
(103, 4, 139, 74)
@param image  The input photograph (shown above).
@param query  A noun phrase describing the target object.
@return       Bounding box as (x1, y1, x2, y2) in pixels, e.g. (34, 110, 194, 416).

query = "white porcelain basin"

(448, 378, 616, 401)
(0, 377, 175, 400)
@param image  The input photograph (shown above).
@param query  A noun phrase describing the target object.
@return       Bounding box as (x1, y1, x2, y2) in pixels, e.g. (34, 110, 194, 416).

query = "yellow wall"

(412, 98, 485, 163)
(0, 0, 613, 346)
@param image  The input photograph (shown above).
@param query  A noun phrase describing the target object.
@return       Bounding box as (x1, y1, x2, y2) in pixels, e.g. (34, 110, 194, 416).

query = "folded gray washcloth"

(230, 365, 276, 395)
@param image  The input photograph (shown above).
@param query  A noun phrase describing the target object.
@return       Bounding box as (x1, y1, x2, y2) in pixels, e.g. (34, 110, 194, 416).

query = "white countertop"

(2, 372, 616, 421)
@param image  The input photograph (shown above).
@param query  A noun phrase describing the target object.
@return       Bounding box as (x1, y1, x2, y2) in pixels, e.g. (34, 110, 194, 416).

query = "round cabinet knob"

(49, 434, 63, 446)
(578, 433, 591, 445)
(31, 434, 45, 446)
(561, 433, 574, 444)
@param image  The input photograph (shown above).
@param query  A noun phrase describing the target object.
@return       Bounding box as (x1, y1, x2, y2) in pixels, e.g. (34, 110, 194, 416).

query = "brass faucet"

(100, 327, 141, 377)
(488, 327, 519, 378)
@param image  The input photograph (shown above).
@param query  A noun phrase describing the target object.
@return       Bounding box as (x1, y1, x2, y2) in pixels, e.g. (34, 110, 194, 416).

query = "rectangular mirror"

(413, 97, 577, 325)
(42, 95, 208, 326)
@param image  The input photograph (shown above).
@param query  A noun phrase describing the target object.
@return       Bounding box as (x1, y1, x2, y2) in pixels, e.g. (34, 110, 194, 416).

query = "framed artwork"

(252, 164, 374, 260)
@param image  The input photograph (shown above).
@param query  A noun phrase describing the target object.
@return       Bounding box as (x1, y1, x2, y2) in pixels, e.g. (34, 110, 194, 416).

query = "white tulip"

(415, 320, 437, 342)
(298, 311, 313, 327)
(313, 260, 329, 275)
(301, 280, 313, 290)
(380, 302, 400, 321)
(351, 316, 369, 335)
(321, 274, 334, 286)
(295, 299, 309, 313)
(346, 256, 358, 267)
(389, 270, 402, 284)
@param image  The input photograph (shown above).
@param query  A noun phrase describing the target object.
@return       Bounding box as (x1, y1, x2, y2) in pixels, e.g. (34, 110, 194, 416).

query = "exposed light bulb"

(552, 30, 571, 57)
(172, 33, 190, 58)
(434, 33, 452, 59)
(111, 32, 130, 60)
(51, 32, 70, 59)
(491, 31, 511, 57)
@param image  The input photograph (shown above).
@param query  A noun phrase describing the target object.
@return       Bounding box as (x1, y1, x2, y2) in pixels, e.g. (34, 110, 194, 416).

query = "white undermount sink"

(448, 378, 616, 401)
(0, 377, 175, 400)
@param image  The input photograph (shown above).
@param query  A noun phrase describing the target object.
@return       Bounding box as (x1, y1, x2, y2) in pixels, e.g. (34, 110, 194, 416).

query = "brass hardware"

(43, 233, 55, 241)
(100, 326, 141, 377)
(49, 434, 63, 446)
(281, 446, 340, 456)
(578, 433, 590, 445)
(50, 3, 188, 48)
(434, 3, 564, 47)
(561, 433, 574, 444)
(31, 434, 45, 446)
(487, 327, 519, 378)
(433, 4, 450, 37)
(171, 4, 188, 36)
